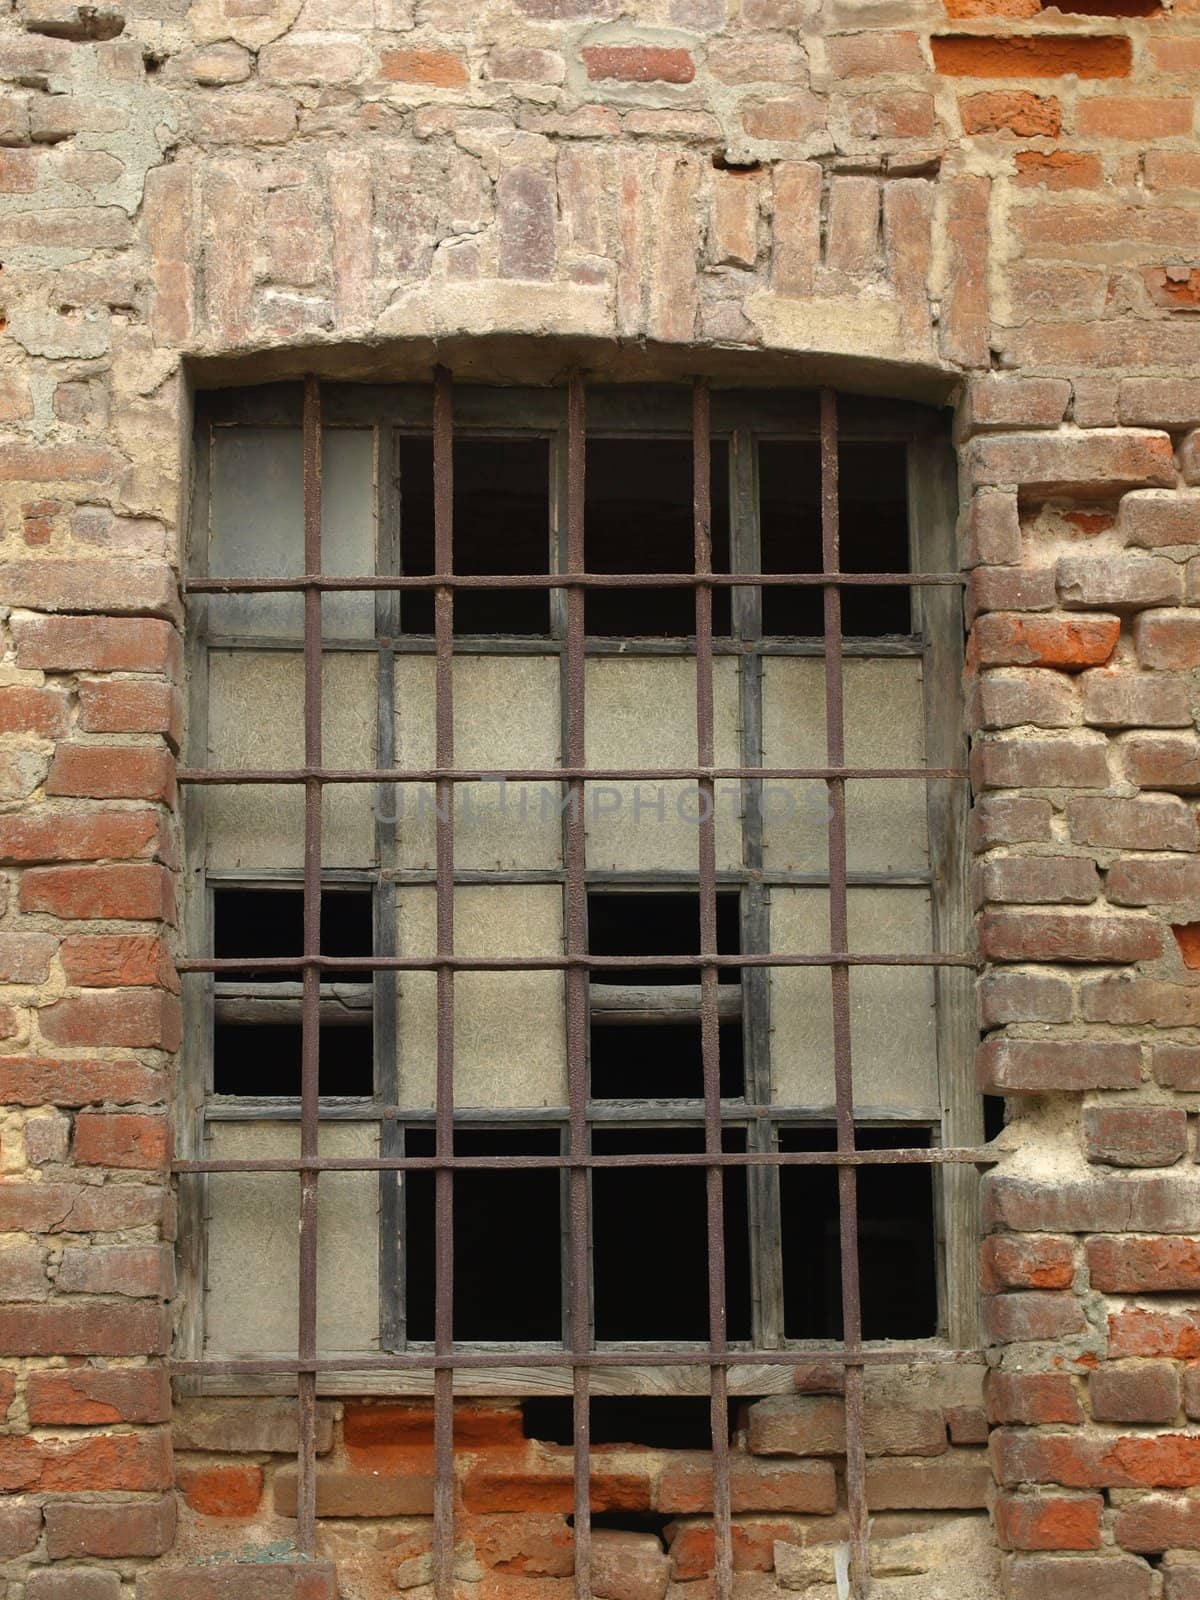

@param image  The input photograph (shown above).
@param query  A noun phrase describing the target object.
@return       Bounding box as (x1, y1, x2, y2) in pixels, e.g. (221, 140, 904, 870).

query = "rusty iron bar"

(185, 571, 963, 592)
(820, 388, 870, 1598)
(296, 375, 322, 1554)
(566, 371, 592, 1600)
(432, 366, 456, 1600)
(176, 763, 967, 785)
(693, 378, 733, 1600)
(176, 1148, 996, 1173)
(179, 951, 977, 973)
(172, 1345, 985, 1377)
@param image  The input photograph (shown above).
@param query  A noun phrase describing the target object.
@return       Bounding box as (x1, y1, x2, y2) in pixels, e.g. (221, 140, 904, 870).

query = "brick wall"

(4, 0, 1200, 1592)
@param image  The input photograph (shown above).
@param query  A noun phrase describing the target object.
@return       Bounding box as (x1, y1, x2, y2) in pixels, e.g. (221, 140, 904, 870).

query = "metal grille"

(173, 372, 986, 1600)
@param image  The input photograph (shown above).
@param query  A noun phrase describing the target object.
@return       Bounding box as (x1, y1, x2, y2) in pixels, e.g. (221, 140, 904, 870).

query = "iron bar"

(180, 951, 978, 973)
(820, 388, 870, 1598)
(186, 571, 963, 592)
(566, 371, 592, 1600)
(177, 763, 967, 784)
(694, 378, 733, 1600)
(296, 374, 322, 1554)
(175, 1147, 996, 1173)
(432, 366, 456, 1600)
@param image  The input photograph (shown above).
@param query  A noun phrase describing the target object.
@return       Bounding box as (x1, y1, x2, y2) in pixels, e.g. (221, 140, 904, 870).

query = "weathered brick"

(1136, 611, 1200, 672)
(1155, 1045, 1200, 1090)
(972, 796, 1054, 848)
(656, 1454, 836, 1514)
(961, 488, 1022, 567)
(47, 743, 175, 804)
(379, 48, 468, 85)
(746, 1393, 946, 1457)
(1084, 977, 1200, 1026)
(26, 1365, 170, 1424)
(986, 1370, 1084, 1425)
(968, 565, 1057, 618)
(57, 1243, 175, 1297)
(0, 559, 178, 618)
(583, 46, 694, 83)
(0, 684, 68, 738)
(1120, 380, 1200, 430)
(978, 911, 1160, 964)
(0, 1056, 165, 1106)
(864, 1454, 990, 1510)
(45, 1496, 176, 1559)
(1081, 671, 1191, 729)
(60, 934, 176, 989)
(1058, 555, 1181, 611)
(0, 1499, 42, 1557)
(970, 669, 1078, 729)
(40, 992, 182, 1051)
(135, 1561, 337, 1599)
(1083, 1105, 1188, 1168)
(994, 1427, 1200, 1491)
(1068, 796, 1197, 851)
(1119, 492, 1200, 550)
(980, 969, 1074, 1025)
(972, 615, 1121, 671)
(1078, 98, 1194, 141)
(73, 1111, 170, 1170)
(962, 378, 1071, 434)
(995, 1492, 1104, 1551)
(11, 614, 180, 675)
(1125, 734, 1200, 791)
(988, 1173, 1200, 1234)
(173, 1397, 335, 1454)
(984, 1290, 1086, 1341)
(25, 1572, 123, 1600)
(177, 1460, 265, 1516)
(19, 864, 175, 921)
(977, 1035, 1144, 1090)
(972, 733, 1111, 789)
(0, 811, 168, 865)
(981, 1234, 1076, 1292)
(0, 931, 57, 984)
(1091, 1364, 1181, 1425)
(1003, 1555, 1151, 1600)
(968, 430, 1174, 497)
(0, 1303, 169, 1356)
(978, 855, 1099, 906)
(1109, 857, 1200, 907)
(959, 91, 1061, 137)
(77, 680, 182, 745)
(1091, 1237, 1200, 1294)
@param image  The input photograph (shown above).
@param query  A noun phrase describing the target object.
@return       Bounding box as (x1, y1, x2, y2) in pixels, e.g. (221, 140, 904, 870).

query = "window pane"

(394, 885, 566, 1109)
(206, 652, 376, 870)
(397, 436, 550, 635)
(404, 1129, 562, 1342)
(769, 887, 938, 1112)
(584, 439, 730, 637)
(208, 428, 375, 640)
(761, 658, 929, 874)
(392, 655, 561, 870)
(205, 1121, 379, 1354)
(759, 440, 910, 637)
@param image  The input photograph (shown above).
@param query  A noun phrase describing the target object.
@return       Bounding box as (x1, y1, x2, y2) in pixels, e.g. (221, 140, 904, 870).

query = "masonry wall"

(4, 0, 1200, 1594)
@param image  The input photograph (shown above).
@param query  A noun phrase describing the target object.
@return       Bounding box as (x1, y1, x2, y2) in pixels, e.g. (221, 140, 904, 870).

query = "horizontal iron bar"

(177, 765, 967, 785)
(179, 951, 977, 973)
(188, 571, 963, 594)
(174, 1147, 994, 1174)
(172, 1346, 984, 1376)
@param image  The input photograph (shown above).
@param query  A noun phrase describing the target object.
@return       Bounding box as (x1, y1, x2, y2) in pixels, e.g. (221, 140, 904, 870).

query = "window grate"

(173, 372, 990, 1600)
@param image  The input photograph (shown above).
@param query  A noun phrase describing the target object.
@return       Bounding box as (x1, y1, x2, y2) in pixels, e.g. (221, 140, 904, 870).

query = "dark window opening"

(585, 439, 731, 637)
(759, 441, 911, 637)
(212, 1022, 373, 1098)
(213, 886, 372, 982)
(398, 436, 550, 635)
(523, 1397, 739, 1451)
(983, 1094, 1006, 1142)
(592, 1127, 751, 1343)
(780, 1126, 937, 1341)
(587, 891, 744, 1099)
(405, 1129, 562, 1343)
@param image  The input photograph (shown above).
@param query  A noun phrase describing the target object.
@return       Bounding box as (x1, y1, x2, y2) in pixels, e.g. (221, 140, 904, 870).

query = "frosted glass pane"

(392, 656, 561, 870)
(770, 886, 938, 1111)
(206, 1121, 378, 1354)
(584, 658, 742, 871)
(394, 885, 565, 1109)
(208, 428, 375, 639)
(762, 658, 928, 874)
(207, 652, 376, 869)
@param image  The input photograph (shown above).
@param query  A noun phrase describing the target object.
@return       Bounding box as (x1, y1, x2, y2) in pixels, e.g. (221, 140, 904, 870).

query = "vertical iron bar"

(694, 380, 732, 1600)
(820, 388, 869, 1597)
(297, 375, 322, 1553)
(566, 372, 591, 1600)
(432, 367, 456, 1599)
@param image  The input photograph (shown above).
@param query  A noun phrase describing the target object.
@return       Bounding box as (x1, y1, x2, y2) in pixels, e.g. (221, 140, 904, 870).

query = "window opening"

(523, 1397, 740, 1450)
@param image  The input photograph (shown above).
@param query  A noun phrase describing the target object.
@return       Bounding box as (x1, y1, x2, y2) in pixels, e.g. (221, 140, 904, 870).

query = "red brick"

(1015, 151, 1104, 190)
(78, 679, 182, 745)
(7, 1430, 172, 1493)
(1154, 1045, 1200, 1090)
(742, 94, 826, 141)
(959, 90, 1060, 136)
(1119, 492, 1200, 549)
(984, 1290, 1086, 1341)
(824, 30, 924, 75)
(665, 1517, 801, 1580)
(969, 430, 1174, 495)
(60, 934, 176, 989)
(978, 856, 1099, 905)
(1071, 797, 1196, 852)
(1077, 98, 1194, 140)
(1083, 1105, 1188, 1167)
(982, 1234, 1076, 1291)
(0, 811, 168, 864)
(177, 1461, 264, 1516)
(988, 1173, 1200, 1234)
(0, 685, 69, 738)
(26, 1365, 170, 1424)
(937, 33, 1130, 75)
(1082, 671, 1190, 729)
(344, 1400, 524, 1455)
(379, 48, 468, 85)
(44, 1495, 175, 1559)
(1136, 611, 1200, 671)
(1091, 1238, 1200, 1294)
(1004, 1556, 1151, 1600)
(972, 796, 1054, 848)
(47, 743, 175, 804)
(582, 46, 694, 83)
(1125, 735, 1200, 791)
(19, 864, 175, 921)
(1111, 858, 1200, 908)
(1109, 1307, 1200, 1359)
(11, 615, 180, 675)
(979, 1036, 1143, 1092)
(0, 932, 57, 983)
(994, 1427, 1200, 1489)
(73, 1112, 170, 1170)
(1164, 1563, 1200, 1600)
(986, 1371, 1084, 1425)
(1115, 1495, 1200, 1554)
(657, 1454, 837, 1514)
(995, 1492, 1104, 1550)
(40, 992, 181, 1051)
(0, 1056, 165, 1106)
(0, 1500, 42, 1558)
(57, 1243, 174, 1298)
(967, 565, 1057, 617)
(0, 559, 178, 618)
(972, 669, 1077, 730)
(972, 733, 1112, 789)
(273, 1467, 435, 1517)
(961, 488, 1022, 567)
(979, 911, 1160, 964)
(1120, 379, 1200, 430)
(1091, 1363, 1181, 1425)
(980, 969, 1074, 1025)
(1058, 555, 1181, 610)
(973, 614, 1120, 671)
(0, 1297, 169, 1357)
